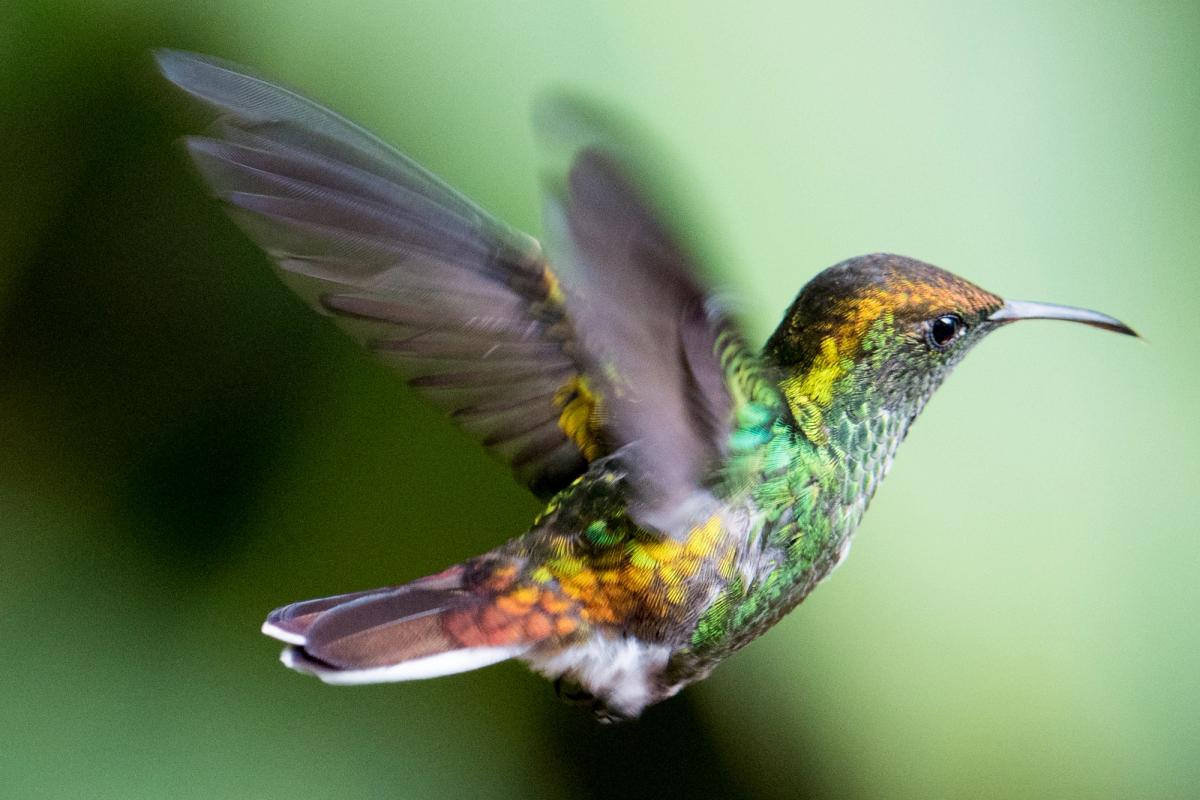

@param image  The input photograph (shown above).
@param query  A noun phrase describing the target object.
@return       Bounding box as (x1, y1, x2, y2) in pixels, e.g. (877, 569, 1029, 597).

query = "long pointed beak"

(987, 300, 1139, 337)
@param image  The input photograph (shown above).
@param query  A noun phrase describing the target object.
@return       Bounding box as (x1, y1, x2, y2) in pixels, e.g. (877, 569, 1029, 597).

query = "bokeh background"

(3, 2, 1198, 798)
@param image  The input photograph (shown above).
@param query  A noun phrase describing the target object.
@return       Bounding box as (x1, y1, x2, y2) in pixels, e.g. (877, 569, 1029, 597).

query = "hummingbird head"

(766, 253, 1136, 433)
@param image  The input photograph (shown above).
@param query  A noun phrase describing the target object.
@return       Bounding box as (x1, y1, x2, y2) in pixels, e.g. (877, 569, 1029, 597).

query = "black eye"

(927, 314, 964, 349)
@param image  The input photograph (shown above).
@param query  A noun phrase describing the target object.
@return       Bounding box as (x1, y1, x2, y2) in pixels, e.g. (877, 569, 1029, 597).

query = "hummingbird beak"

(987, 300, 1139, 337)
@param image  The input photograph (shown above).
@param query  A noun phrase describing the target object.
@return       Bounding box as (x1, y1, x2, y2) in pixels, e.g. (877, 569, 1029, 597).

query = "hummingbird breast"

(665, 407, 911, 677)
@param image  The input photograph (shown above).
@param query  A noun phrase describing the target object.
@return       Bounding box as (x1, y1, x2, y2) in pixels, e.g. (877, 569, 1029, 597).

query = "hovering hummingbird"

(157, 50, 1137, 721)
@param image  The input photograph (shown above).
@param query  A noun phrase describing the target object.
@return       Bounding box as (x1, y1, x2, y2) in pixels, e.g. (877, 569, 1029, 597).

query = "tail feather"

(262, 585, 397, 645)
(263, 563, 582, 685)
(279, 641, 527, 685)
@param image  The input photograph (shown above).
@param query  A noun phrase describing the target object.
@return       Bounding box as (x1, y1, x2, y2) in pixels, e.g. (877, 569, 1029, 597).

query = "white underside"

(280, 645, 527, 684)
(527, 636, 673, 717)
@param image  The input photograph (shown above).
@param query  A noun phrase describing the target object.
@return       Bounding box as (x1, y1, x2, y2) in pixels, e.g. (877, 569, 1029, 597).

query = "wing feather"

(158, 50, 604, 497)
(538, 99, 785, 533)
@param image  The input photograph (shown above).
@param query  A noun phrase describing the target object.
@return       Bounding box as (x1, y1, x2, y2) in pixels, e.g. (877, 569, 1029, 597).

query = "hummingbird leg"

(552, 674, 633, 723)
(553, 674, 596, 705)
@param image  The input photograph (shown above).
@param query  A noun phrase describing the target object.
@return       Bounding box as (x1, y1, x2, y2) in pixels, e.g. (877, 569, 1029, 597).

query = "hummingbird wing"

(537, 98, 784, 535)
(156, 51, 606, 498)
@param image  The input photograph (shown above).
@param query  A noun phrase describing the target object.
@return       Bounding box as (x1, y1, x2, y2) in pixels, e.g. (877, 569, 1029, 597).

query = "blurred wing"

(156, 50, 606, 498)
(539, 100, 784, 534)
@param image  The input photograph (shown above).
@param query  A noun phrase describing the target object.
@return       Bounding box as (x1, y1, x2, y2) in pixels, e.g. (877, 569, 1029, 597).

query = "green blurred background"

(2, 1, 1197, 798)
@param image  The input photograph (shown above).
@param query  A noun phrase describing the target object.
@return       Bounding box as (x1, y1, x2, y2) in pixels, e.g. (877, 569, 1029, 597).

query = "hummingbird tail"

(261, 562, 582, 684)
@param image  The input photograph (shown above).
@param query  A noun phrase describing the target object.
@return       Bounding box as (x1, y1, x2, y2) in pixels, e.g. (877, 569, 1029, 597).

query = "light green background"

(2, 2, 1196, 798)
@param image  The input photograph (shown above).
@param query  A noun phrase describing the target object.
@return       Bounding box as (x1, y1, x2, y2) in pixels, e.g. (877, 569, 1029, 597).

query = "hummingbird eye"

(926, 314, 965, 350)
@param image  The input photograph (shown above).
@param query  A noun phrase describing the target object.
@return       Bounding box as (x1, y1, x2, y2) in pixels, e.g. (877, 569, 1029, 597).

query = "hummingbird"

(157, 50, 1137, 721)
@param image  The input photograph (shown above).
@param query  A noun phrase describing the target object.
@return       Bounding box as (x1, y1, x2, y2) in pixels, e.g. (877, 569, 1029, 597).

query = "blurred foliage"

(1, 2, 1197, 798)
